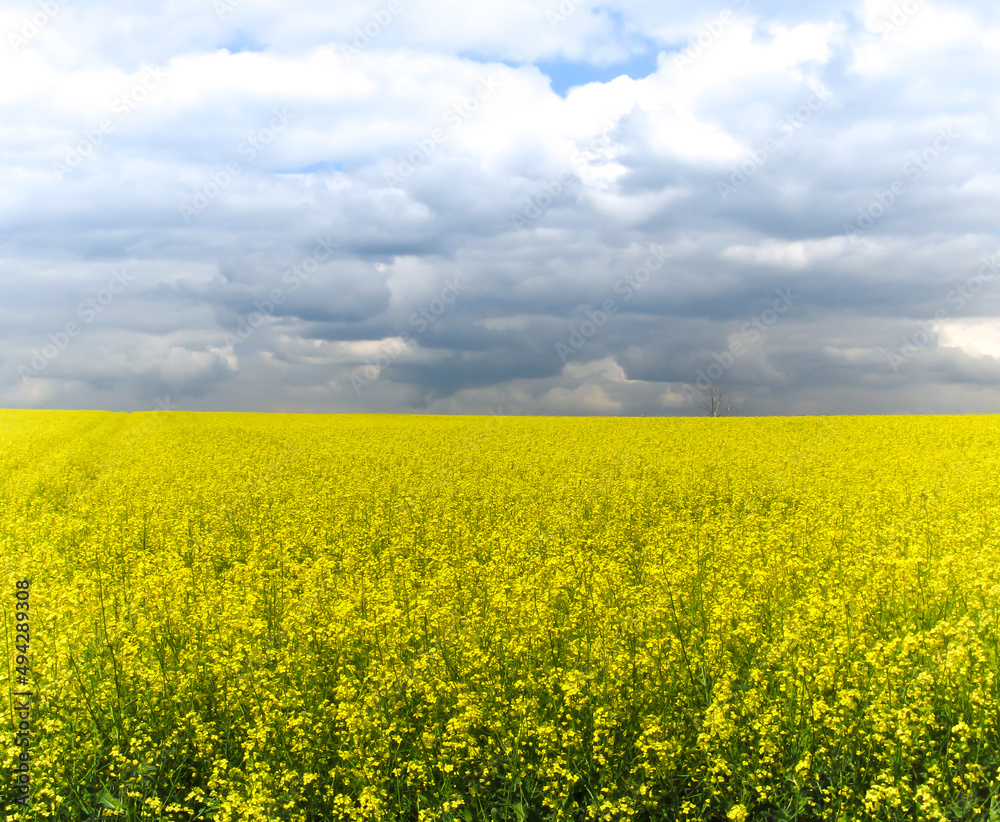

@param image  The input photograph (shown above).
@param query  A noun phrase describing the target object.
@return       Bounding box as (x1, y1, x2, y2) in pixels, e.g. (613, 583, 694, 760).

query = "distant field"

(2, 410, 999, 821)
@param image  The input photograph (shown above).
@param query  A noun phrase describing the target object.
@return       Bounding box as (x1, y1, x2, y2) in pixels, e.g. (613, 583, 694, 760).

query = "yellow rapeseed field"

(2, 410, 999, 821)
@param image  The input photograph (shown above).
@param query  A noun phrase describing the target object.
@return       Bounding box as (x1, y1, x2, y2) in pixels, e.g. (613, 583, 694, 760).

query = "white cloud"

(935, 319, 1000, 360)
(540, 383, 622, 414)
(724, 238, 846, 269)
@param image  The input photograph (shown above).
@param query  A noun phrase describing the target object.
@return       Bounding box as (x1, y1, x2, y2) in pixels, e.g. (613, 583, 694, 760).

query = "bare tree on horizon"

(700, 385, 732, 417)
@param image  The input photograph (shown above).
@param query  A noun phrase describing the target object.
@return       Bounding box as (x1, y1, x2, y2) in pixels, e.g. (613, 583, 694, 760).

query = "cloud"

(2, 0, 999, 415)
(935, 319, 1000, 360)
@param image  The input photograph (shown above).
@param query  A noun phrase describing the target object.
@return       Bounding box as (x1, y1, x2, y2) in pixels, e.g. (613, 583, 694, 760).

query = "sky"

(1, 0, 999, 416)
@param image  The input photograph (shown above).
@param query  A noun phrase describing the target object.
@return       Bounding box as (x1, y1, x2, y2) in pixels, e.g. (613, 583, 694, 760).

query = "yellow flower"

(727, 804, 749, 822)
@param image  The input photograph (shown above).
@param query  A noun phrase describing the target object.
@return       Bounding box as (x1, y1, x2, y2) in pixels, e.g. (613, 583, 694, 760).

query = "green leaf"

(97, 789, 124, 810)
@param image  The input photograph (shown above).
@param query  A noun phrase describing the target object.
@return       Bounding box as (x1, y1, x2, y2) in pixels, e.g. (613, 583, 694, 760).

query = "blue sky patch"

(535, 50, 662, 97)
